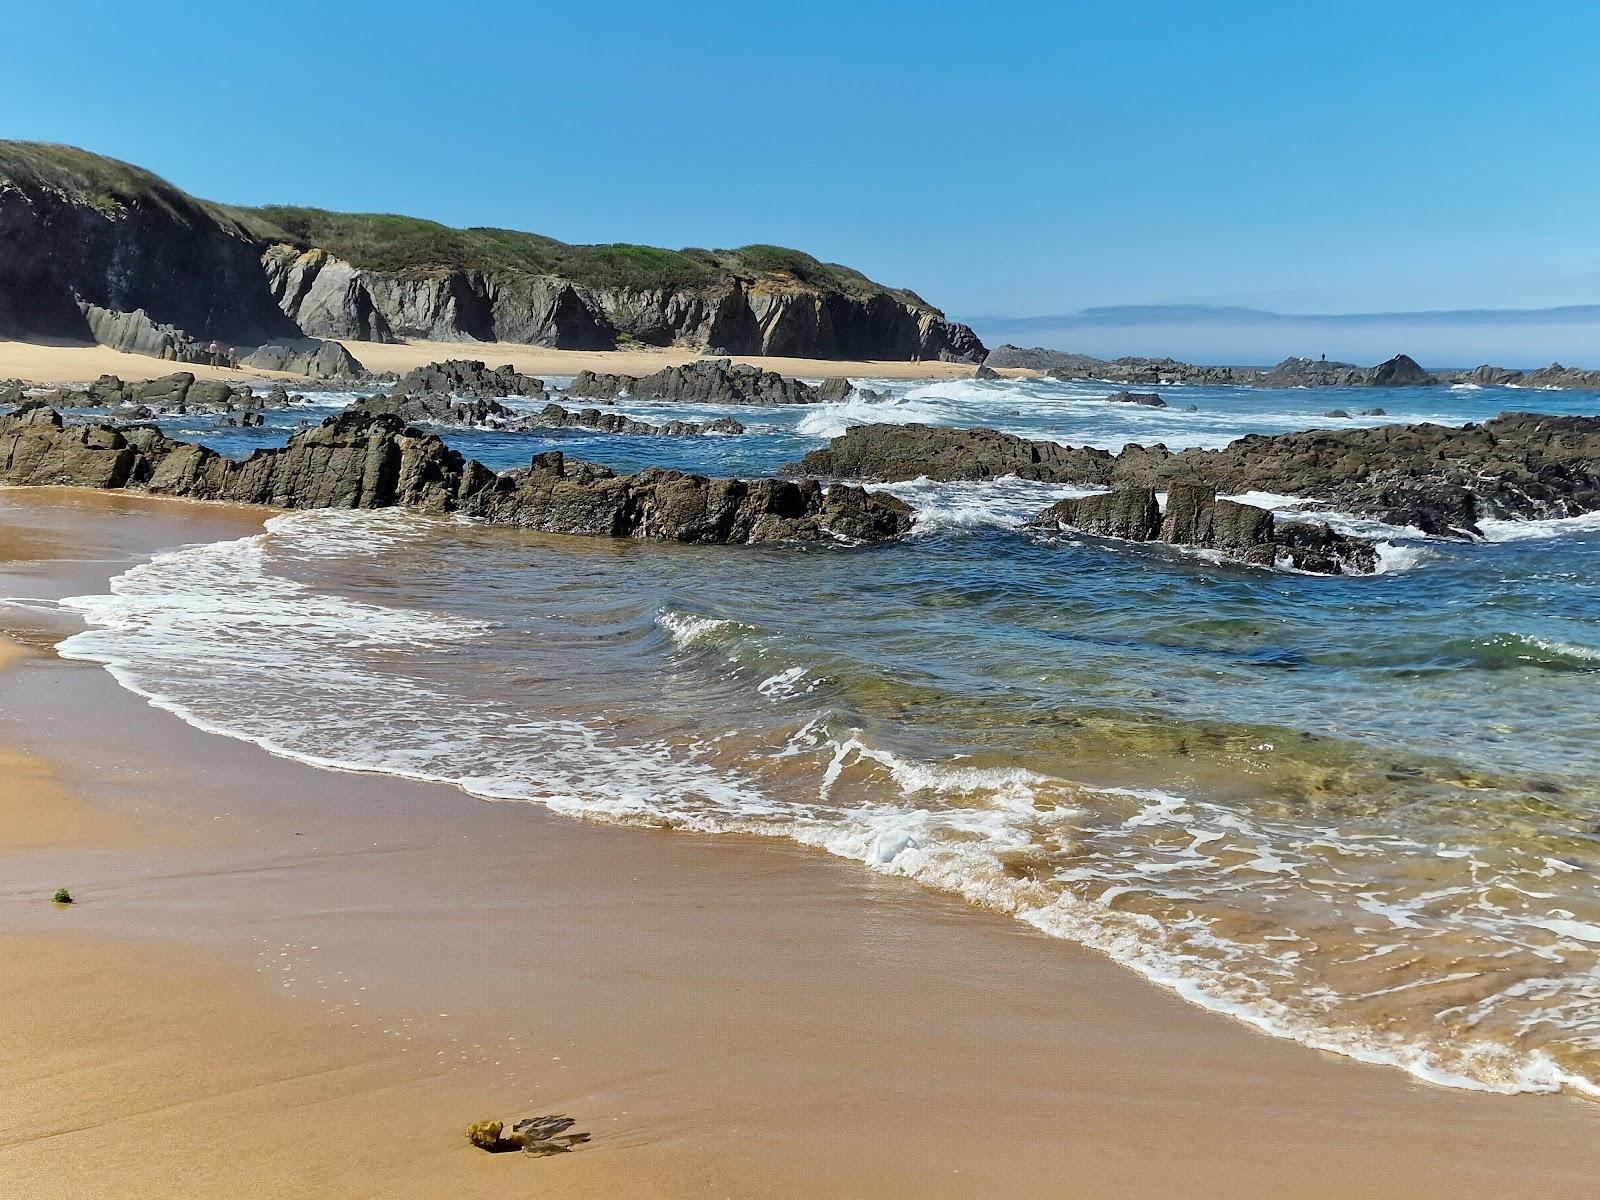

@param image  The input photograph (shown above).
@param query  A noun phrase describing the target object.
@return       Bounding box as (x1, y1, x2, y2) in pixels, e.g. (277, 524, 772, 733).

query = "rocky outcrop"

(76, 301, 201, 361)
(0, 143, 300, 349)
(567, 359, 827, 405)
(1439, 362, 1600, 390)
(1040, 488, 1160, 540)
(1106, 390, 1167, 408)
(391, 359, 548, 401)
(789, 413, 1600, 538)
(974, 364, 1002, 380)
(1032, 483, 1377, 575)
(343, 360, 551, 427)
(0, 407, 911, 545)
(1054, 357, 1260, 387)
(531, 403, 744, 436)
(1367, 354, 1434, 387)
(239, 339, 367, 379)
(346, 391, 519, 429)
(789, 423, 1119, 484)
(986, 345, 1444, 389)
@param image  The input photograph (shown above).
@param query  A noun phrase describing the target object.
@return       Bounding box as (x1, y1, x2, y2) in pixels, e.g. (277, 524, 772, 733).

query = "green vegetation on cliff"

(219, 205, 934, 308)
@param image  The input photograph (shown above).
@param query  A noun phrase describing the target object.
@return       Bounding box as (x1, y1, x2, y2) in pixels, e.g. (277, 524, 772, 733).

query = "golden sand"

(333, 337, 994, 382)
(0, 339, 301, 386)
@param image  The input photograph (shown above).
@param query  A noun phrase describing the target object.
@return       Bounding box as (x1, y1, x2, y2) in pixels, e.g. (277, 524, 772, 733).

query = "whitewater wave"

(51, 508, 1600, 1101)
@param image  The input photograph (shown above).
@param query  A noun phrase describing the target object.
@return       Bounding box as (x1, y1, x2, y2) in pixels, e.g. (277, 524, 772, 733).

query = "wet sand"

(0, 487, 1597, 1199)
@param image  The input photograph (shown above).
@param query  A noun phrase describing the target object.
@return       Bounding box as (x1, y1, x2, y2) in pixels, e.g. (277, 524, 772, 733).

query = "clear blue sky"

(7, 0, 1599, 322)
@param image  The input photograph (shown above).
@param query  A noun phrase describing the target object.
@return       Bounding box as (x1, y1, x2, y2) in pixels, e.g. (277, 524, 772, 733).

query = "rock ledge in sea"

(0, 406, 910, 545)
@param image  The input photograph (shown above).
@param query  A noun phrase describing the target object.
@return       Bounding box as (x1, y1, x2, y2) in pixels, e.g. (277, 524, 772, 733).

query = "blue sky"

(7, 0, 1599, 326)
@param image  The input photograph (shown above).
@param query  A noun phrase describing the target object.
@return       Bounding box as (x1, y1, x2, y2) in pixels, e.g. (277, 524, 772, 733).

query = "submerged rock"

(0, 407, 912, 546)
(1106, 390, 1167, 408)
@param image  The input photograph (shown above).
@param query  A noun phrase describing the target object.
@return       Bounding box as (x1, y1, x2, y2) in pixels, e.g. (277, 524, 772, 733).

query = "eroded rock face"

(0, 407, 909, 545)
(789, 413, 1600, 537)
(1031, 482, 1378, 575)
(530, 403, 744, 437)
(261, 246, 985, 362)
(1039, 488, 1160, 540)
(567, 359, 826, 405)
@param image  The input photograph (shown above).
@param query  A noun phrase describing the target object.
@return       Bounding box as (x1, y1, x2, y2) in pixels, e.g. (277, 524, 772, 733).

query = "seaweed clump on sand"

(465, 1115, 590, 1156)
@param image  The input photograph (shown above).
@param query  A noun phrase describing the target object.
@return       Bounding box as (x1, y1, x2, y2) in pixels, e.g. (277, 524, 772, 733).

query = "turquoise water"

(54, 374, 1600, 1096)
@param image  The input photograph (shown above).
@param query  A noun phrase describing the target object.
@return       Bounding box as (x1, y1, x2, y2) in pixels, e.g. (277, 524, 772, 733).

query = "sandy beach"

(0, 336, 1020, 390)
(332, 338, 1000, 382)
(0, 487, 1596, 1199)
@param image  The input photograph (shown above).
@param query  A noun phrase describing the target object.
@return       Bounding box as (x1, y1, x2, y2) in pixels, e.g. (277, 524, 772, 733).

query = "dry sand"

(0, 488, 1597, 1199)
(0, 335, 1036, 389)
(0, 339, 303, 386)
(333, 337, 991, 382)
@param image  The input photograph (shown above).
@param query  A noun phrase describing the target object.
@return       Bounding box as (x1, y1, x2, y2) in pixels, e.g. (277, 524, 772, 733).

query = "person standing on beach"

(207, 340, 221, 367)
(227, 347, 238, 369)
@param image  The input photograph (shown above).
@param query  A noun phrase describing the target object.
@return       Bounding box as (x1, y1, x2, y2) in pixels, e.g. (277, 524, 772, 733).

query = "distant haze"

(968, 306, 1600, 370)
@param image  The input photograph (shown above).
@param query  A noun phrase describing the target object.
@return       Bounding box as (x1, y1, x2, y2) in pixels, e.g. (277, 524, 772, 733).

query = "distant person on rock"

(1321, 353, 1327, 362)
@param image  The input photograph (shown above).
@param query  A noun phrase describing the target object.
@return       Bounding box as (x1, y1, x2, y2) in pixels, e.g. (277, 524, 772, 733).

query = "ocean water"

(52, 374, 1600, 1097)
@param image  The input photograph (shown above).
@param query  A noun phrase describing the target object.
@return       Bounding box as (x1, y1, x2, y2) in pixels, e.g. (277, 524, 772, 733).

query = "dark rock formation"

(974, 364, 1002, 380)
(566, 359, 825, 405)
(530, 403, 744, 436)
(1031, 483, 1376, 575)
(1158, 484, 1276, 564)
(1324, 409, 1351, 419)
(986, 345, 1446, 389)
(346, 391, 518, 429)
(0, 143, 300, 349)
(1038, 488, 1160, 540)
(1368, 354, 1435, 387)
(240, 340, 367, 379)
(789, 413, 1600, 538)
(391, 359, 548, 401)
(1056, 357, 1258, 387)
(1442, 365, 1528, 387)
(1262, 358, 1368, 388)
(1106, 390, 1167, 408)
(791, 423, 1120, 484)
(814, 377, 856, 404)
(1436, 362, 1600, 390)
(0, 407, 910, 545)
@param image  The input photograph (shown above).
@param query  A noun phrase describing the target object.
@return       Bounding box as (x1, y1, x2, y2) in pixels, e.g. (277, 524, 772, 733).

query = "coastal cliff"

(242, 217, 985, 362)
(0, 141, 983, 366)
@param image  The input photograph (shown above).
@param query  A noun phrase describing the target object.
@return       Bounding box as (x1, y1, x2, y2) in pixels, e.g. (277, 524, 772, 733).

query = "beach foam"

(52, 506, 1600, 1101)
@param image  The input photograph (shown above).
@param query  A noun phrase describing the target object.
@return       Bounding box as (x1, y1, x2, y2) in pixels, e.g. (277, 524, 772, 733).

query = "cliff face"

(0, 142, 984, 365)
(0, 144, 300, 349)
(259, 244, 986, 361)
